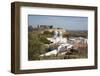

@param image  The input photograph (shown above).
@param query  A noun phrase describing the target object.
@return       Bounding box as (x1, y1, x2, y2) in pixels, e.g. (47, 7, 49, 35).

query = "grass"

(28, 30, 88, 60)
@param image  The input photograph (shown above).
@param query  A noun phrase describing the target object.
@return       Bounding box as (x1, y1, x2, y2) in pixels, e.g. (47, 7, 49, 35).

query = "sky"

(28, 15, 88, 31)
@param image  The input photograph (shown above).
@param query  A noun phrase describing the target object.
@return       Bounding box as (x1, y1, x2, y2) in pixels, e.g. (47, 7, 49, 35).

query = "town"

(28, 25, 88, 60)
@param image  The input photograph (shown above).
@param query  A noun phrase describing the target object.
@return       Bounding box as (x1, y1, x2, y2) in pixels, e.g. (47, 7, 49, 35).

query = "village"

(28, 25, 88, 60)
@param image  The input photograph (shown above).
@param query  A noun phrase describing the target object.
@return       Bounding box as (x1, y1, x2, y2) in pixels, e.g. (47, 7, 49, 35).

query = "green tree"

(28, 33, 48, 60)
(39, 36, 51, 44)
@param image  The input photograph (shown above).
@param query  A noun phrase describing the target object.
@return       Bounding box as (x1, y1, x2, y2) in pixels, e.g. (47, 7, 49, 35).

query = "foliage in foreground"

(28, 32, 50, 60)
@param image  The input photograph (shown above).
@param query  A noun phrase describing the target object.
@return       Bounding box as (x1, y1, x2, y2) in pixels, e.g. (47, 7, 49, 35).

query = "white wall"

(0, 0, 100, 76)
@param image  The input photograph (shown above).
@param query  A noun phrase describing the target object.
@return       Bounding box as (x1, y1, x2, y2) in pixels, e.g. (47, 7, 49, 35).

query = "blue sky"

(28, 15, 88, 31)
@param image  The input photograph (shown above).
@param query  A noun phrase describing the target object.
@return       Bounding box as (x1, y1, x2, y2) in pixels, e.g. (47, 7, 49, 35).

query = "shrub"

(39, 36, 51, 44)
(28, 33, 50, 60)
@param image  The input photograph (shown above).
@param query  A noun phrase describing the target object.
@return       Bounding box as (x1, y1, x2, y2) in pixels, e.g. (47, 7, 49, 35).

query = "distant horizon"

(28, 25, 88, 31)
(28, 15, 88, 31)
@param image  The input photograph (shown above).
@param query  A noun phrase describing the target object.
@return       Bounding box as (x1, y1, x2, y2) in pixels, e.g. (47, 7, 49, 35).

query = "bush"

(48, 43, 59, 51)
(42, 31, 54, 37)
(28, 33, 50, 60)
(39, 36, 51, 44)
(28, 26, 33, 32)
(43, 31, 51, 35)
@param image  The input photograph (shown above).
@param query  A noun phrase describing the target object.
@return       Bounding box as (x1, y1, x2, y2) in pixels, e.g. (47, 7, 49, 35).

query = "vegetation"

(68, 30, 88, 38)
(28, 27, 88, 60)
(48, 43, 59, 51)
(40, 48, 88, 60)
(28, 32, 50, 60)
(39, 36, 51, 44)
(28, 25, 33, 32)
(42, 31, 54, 37)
